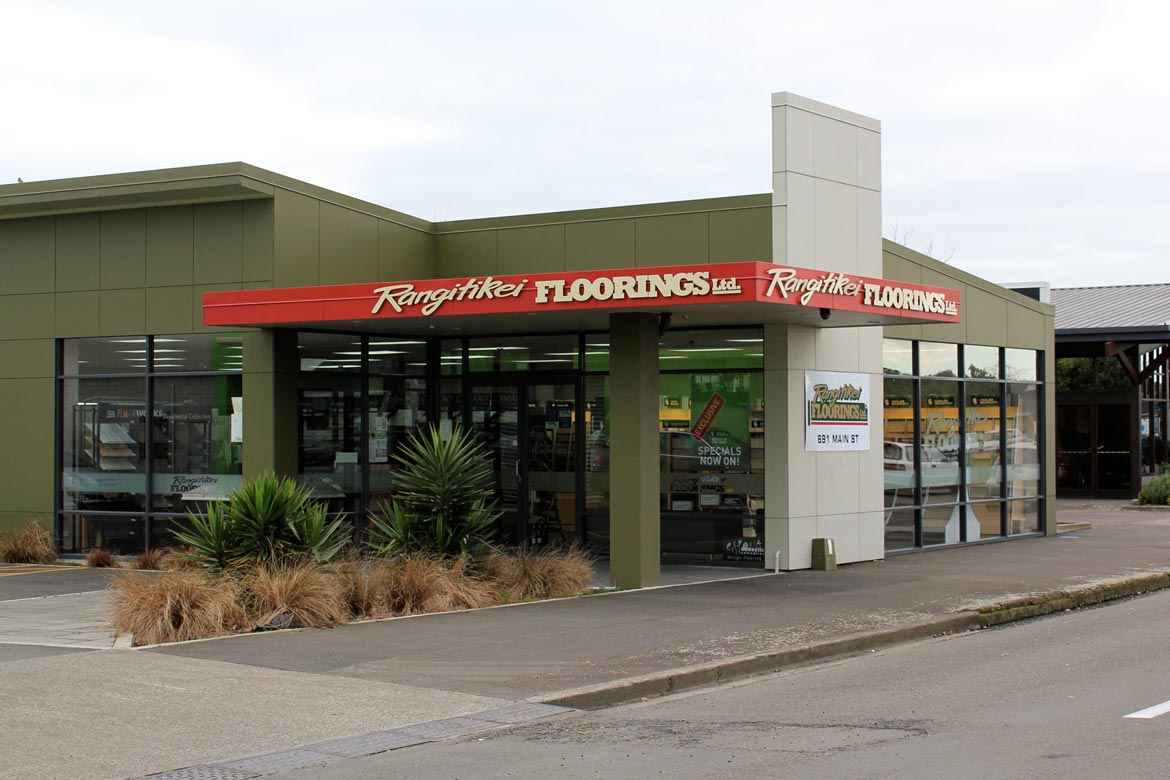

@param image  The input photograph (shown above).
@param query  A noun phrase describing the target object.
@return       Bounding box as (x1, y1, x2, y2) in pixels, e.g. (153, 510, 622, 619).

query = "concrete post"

(241, 328, 299, 479)
(608, 312, 660, 588)
(764, 93, 886, 570)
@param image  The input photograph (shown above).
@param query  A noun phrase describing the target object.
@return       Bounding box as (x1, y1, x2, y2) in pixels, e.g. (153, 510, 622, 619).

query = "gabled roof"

(1051, 283, 1170, 341)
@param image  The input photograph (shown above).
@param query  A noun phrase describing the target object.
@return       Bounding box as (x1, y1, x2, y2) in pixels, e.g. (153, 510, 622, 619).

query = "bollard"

(811, 537, 837, 571)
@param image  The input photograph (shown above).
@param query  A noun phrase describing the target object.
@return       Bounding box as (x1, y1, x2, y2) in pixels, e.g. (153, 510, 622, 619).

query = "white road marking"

(1124, 699, 1170, 719)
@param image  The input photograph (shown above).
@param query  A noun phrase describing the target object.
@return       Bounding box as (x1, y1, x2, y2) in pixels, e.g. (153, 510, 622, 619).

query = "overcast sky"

(3, 0, 1167, 288)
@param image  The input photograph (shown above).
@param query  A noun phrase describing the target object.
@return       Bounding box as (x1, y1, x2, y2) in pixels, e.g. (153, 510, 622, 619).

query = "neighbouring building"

(0, 92, 1055, 587)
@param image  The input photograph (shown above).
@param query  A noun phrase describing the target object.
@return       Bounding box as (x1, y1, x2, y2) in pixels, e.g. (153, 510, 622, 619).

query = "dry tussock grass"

(482, 545, 594, 602)
(131, 548, 169, 571)
(110, 570, 247, 646)
(0, 520, 56, 564)
(383, 553, 494, 615)
(329, 559, 396, 619)
(242, 562, 349, 628)
(86, 549, 118, 568)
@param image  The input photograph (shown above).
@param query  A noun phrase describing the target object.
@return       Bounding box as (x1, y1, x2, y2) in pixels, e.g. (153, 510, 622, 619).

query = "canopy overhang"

(203, 261, 962, 336)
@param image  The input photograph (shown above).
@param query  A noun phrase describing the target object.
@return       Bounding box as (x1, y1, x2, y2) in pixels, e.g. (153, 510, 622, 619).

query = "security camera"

(819, 308, 831, 321)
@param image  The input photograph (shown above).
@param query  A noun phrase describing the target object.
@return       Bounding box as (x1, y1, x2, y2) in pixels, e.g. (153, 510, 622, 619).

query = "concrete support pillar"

(764, 92, 886, 569)
(608, 312, 660, 588)
(241, 328, 298, 479)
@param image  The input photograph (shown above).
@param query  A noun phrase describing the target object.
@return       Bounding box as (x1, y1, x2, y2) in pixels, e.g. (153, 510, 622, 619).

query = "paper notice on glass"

(230, 414, 243, 443)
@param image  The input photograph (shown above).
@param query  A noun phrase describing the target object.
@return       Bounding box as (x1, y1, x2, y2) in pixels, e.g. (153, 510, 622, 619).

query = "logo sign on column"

(805, 371, 871, 452)
(690, 392, 726, 442)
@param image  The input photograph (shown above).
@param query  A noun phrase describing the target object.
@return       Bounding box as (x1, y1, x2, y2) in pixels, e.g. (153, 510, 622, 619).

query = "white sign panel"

(804, 371, 872, 451)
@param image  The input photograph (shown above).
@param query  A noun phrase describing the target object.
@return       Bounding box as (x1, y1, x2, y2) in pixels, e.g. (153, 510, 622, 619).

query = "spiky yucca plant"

(370, 425, 498, 557)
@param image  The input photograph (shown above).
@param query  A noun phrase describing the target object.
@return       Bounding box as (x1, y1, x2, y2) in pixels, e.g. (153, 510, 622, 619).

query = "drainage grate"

(144, 767, 259, 780)
(311, 730, 430, 758)
(470, 703, 573, 724)
(214, 749, 337, 774)
(397, 717, 493, 739)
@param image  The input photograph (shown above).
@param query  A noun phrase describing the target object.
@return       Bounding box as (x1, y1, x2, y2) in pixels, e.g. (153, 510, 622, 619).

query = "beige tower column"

(241, 328, 299, 479)
(764, 93, 886, 570)
(608, 312, 661, 588)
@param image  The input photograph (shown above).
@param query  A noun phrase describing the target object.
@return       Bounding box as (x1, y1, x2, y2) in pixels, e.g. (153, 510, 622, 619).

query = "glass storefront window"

(1004, 348, 1037, 382)
(151, 333, 244, 373)
(919, 342, 958, 377)
(299, 332, 362, 374)
(659, 329, 763, 371)
(151, 375, 244, 513)
(440, 339, 463, 375)
(919, 379, 961, 506)
(883, 376, 915, 551)
(468, 334, 579, 372)
(368, 374, 428, 506)
(367, 338, 427, 376)
(61, 376, 148, 513)
(62, 337, 147, 375)
(1005, 382, 1040, 498)
(584, 375, 610, 552)
(966, 379, 1003, 537)
(585, 334, 610, 373)
(965, 345, 1001, 379)
(883, 339, 913, 375)
(659, 370, 764, 563)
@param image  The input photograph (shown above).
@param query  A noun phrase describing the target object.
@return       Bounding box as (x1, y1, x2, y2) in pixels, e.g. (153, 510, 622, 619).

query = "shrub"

(330, 559, 396, 619)
(242, 562, 348, 629)
(383, 552, 494, 615)
(132, 548, 169, 571)
(86, 548, 118, 568)
(0, 520, 56, 564)
(174, 473, 348, 569)
(1139, 473, 1170, 506)
(109, 570, 247, 646)
(481, 546, 594, 602)
(370, 425, 498, 557)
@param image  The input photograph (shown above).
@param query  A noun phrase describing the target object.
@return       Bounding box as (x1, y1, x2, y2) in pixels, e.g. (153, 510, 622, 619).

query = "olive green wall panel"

(0, 378, 54, 514)
(55, 213, 100, 292)
(242, 199, 275, 283)
(194, 202, 244, 285)
(498, 224, 564, 274)
(99, 209, 147, 289)
(55, 291, 99, 338)
(437, 231, 497, 278)
(146, 286, 195, 334)
(959, 287, 1008, 346)
(0, 339, 54, 378)
(378, 220, 434, 280)
(0, 293, 54, 339)
(1006, 303, 1046, 351)
(273, 189, 320, 287)
(0, 216, 55, 294)
(0, 512, 51, 539)
(882, 251, 923, 285)
(146, 206, 194, 287)
(564, 219, 636, 271)
(319, 202, 378, 284)
(99, 288, 146, 335)
(709, 207, 770, 263)
(635, 213, 708, 266)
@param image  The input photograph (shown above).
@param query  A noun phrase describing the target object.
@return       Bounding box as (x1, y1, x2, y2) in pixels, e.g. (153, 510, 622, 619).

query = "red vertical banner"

(690, 393, 726, 442)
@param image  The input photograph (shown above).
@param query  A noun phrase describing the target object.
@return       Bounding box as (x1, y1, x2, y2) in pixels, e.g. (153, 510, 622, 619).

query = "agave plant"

(176, 473, 349, 569)
(370, 425, 499, 557)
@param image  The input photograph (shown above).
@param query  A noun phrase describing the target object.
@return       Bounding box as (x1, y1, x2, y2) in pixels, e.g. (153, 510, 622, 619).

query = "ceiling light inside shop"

(726, 338, 763, 343)
(667, 347, 742, 353)
(468, 346, 526, 351)
(370, 340, 424, 346)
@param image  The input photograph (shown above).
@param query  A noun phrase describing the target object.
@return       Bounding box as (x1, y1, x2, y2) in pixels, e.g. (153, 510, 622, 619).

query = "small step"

(1056, 521, 1092, 533)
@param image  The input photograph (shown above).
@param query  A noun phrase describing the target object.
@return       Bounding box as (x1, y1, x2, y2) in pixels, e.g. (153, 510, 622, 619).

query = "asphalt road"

(270, 589, 1170, 780)
(0, 563, 114, 599)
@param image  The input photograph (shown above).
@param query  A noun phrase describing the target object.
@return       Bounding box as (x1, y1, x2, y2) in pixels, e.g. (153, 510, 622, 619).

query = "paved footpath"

(3, 503, 1169, 780)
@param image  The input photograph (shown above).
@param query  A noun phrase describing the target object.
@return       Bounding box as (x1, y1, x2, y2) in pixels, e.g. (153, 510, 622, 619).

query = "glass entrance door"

(470, 380, 578, 546)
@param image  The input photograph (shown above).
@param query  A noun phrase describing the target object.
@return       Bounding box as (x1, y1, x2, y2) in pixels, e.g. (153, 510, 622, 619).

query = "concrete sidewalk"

(4, 503, 1169, 780)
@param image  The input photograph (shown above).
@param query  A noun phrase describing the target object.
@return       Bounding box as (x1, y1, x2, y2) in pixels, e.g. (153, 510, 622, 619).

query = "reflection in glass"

(883, 377, 916, 512)
(885, 508, 915, 552)
(659, 329, 763, 371)
(61, 376, 148, 513)
(919, 342, 958, 377)
(966, 345, 1000, 379)
(1008, 499, 1041, 534)
(1057, 404, 1091, 490)
(297, 340, 364, 514)
(966, 380, 1003, 503)
(468, 335, 578, 372)
(60, 514, 144, 555)
(151, 375, 244, 514)
(62, 337, 148, 375)
(1004, 349, 1037, 381)
(1005, 383, 1040, 498)
(883, 339, 913, 375)
(659, 371, 764, 563)
(919, 379, 961, 505)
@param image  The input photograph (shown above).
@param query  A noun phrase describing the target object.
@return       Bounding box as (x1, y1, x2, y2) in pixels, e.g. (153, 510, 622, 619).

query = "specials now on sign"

(805, 371, 872, 452)
(202, 261, 961, 327)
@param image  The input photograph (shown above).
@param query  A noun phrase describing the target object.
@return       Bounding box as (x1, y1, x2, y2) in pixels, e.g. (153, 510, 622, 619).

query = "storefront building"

(0, 93, 1055, 587)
